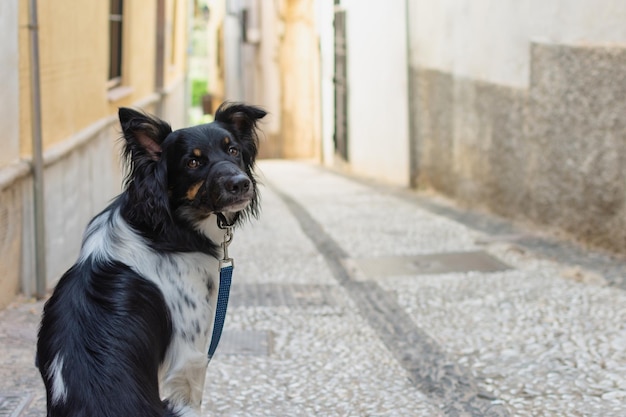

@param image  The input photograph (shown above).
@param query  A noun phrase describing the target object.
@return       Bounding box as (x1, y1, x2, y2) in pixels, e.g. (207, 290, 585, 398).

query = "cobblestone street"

(1, 160, 626, 416)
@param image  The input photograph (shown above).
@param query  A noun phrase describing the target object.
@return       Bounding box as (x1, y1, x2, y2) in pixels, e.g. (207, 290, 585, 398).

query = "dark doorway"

(333, 7, 348, 161)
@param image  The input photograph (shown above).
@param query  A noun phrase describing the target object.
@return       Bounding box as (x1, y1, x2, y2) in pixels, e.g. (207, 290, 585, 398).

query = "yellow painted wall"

(164, 0, 188, 88)
(19, 0, 109, 156)
(18, 0, 185, 155)
(5, 0, 188, 307)
(279, 0, 321, 159)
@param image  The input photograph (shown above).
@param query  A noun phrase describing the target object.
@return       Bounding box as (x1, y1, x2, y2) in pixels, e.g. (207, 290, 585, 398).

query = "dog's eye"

(228, 147, 240, 157)
(187, 158, 200, 169)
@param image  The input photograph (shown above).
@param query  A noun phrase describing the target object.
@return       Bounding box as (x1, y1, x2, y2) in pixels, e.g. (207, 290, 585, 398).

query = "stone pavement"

(1, 159, 626, 416)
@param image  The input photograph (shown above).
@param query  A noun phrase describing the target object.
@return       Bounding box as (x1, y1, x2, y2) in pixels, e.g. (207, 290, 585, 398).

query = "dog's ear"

(118, 108, 172, 233)
(119, 107, 172, 161)
(214, 102, 267, 134)
(214, 102, 266, 168)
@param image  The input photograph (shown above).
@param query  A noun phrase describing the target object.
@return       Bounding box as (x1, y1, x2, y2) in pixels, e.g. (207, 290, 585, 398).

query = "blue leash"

(208, 216, 235, 361)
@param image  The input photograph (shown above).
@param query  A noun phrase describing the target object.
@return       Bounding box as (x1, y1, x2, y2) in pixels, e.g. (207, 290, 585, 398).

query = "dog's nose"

(225, 174, 251, 195)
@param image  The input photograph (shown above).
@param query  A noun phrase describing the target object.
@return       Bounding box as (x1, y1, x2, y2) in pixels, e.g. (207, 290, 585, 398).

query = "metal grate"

(351, 251, 511, 279)
(0, 394, 32, 417)
(230, 284, 341, 308)
(216, 330, 272, 357)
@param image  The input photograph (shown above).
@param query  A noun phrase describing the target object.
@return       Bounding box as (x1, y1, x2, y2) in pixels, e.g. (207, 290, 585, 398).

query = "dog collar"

(216, 212, 239, 229)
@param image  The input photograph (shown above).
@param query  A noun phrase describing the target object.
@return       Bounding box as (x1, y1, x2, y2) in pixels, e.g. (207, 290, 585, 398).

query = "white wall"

(342, 0, 410, 185)
(408, 0, 626, 89)
(223, 0, 244, 100)
(0, 0, 20, 167)
(256, 0, 281, 140)
(317, 0, 335, 166)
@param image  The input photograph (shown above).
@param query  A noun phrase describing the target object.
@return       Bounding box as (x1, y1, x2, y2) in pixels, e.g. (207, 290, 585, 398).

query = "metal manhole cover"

(0, 393, 32, 417)
(215, 330, 272, 357)
(230, 284, 340, 307)
(351, 251, 511, 279)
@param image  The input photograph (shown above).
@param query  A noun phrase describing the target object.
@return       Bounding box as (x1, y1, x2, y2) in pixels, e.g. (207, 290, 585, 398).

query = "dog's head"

(118, 102, 266, 237)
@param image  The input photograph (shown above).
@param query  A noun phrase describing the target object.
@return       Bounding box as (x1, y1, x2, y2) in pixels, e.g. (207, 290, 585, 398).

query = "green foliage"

(190, 79, 208, 107)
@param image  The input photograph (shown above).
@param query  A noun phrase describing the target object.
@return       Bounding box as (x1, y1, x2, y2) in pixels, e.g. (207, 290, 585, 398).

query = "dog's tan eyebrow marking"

(192, 149, 202, 157)
(223, 137, 231, 145)
(186, 181, 204, 200)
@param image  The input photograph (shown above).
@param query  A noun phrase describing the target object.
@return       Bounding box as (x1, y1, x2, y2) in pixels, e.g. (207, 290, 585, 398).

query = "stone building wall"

(408, 1, 626, 252)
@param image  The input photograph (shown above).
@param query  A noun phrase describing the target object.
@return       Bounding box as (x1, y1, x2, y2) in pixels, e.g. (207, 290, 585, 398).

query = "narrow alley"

(2, 160, 625, 417)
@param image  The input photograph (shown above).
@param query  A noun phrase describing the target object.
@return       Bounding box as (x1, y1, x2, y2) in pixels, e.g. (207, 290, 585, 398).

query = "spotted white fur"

(79, 208, 226, 412)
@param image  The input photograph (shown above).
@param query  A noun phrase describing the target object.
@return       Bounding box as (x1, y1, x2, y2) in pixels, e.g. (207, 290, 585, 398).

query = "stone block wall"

(0, 175, 26, 308)
(411, 43, 626, 252)
(0, 117, 122, 307)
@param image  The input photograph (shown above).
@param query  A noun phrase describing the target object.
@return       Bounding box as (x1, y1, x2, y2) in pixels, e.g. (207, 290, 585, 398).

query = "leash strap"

(207, 262, 233, 360)
(208, 217, 234, 361)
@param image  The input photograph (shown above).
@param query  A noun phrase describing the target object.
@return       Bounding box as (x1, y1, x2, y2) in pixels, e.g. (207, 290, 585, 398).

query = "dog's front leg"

(161, 349, 208, 416)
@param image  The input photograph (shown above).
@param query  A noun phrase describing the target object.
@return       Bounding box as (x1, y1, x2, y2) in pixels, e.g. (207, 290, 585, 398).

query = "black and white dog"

(36, 103, 266, 416)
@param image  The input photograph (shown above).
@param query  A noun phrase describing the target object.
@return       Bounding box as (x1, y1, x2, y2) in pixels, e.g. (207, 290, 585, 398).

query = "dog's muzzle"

(207, 162, 254, 213)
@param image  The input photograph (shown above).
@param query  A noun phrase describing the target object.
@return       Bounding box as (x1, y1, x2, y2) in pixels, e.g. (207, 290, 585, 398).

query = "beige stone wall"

(164, 0, 188, 91)
(0, 179, 24, 308)
(217, 0, 322, 159)
(278, 0, 321, 159)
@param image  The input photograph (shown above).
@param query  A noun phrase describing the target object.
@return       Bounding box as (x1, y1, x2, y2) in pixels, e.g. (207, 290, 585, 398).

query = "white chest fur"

(80, 210, 224, 411)
(153, 251, 219, 410)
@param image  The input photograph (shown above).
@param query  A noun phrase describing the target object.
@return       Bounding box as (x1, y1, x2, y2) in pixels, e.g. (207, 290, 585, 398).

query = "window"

(108, 0, 124, 88)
